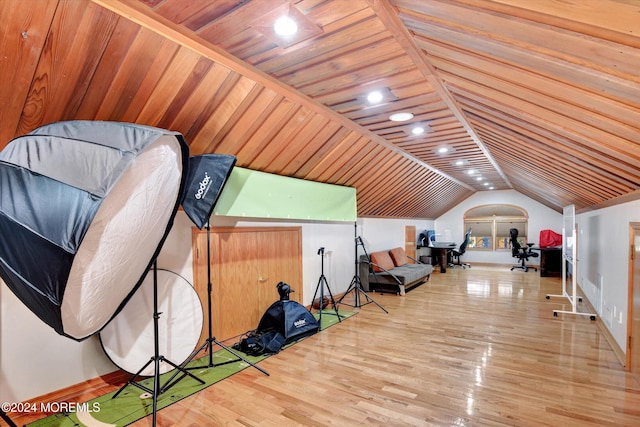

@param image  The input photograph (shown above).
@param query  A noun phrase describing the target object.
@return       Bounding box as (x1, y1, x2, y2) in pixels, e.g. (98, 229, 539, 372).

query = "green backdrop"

(212, 167, 357, 222)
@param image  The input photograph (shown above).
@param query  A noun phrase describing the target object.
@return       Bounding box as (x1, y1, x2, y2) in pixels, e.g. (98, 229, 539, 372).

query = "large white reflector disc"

(99, 270, 203, 375)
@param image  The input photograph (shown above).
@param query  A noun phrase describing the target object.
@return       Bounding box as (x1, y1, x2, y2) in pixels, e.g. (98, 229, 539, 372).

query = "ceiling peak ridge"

(366, 0, 512, 190)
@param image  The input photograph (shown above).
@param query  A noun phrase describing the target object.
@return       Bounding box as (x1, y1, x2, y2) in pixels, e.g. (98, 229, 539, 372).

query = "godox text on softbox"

(257, 299, 320, 344)
(181, 154, 236, 230)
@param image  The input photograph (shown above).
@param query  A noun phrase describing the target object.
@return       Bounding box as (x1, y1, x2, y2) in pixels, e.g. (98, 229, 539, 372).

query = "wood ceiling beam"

(366, 0, 512, 188)
(90, 0, 474, 190)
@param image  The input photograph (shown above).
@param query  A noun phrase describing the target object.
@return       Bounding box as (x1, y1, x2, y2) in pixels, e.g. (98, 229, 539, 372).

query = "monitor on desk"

(418, 230, 436, 247)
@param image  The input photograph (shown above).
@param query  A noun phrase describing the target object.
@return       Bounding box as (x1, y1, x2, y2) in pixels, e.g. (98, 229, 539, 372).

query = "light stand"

(1, 409, 17, 427)
(311, 247, 344, 326)
(151, 153, 268, 401)
(112, 261, 205, 426)
(338, 226, 387, 313)
(163, 220, 269, 388)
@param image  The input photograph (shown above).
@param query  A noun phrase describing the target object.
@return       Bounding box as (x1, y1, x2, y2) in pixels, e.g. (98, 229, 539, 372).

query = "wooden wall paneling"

(332, 139, 387, 185)
(423, 41, 640, 131)
(263, 112, 331, 173)
(237, 97, 301, 167)
(164, 61, 232, 134)
(210, 86, 281, 158)
(93, 27, 177, 121)
(189, 75, 261, 155)
(436, 68, 640, 160)
(473, 119, 634, 198)
(280, 119, 345, 177)
(445, 0, 640, 46)
(0, 0, 58, 145)
(16, 1, 119, 136)
(178, 64, 237, 144)
(134, 46, 203, 124)
(458, 92, 640, 191)
(410, 20, 638, 105)
(310, 134, 373, 182)
(94, 28, 174, 122)
(302, 131, 366, 181)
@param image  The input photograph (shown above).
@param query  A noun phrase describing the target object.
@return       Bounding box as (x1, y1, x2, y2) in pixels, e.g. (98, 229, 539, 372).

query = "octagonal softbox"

(0, 121, 189, 341)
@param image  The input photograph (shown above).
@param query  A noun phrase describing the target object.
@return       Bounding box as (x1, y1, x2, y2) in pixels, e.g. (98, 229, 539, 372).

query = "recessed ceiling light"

(435, 146, 455, 155)
(367, 91, 384, 104)
(483, 182, 490, 186)
(274, 16, 298, 36)
(412, 126, 425, 135)
(466, 169, 476, 175)
(389, 112, 413, 122)
(489, 186, 495, 190)
(475, 176, 483, 181)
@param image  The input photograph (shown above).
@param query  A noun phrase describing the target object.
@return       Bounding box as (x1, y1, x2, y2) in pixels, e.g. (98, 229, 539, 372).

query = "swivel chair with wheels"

(509, 228, 538, 272)
(449, 227, 472, 269)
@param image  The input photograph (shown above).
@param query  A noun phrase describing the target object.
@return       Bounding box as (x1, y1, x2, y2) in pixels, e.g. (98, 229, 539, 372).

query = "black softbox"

(0, 121, 189, 341)
(181, 154, 236, 230)
(257, 300, 320, 344)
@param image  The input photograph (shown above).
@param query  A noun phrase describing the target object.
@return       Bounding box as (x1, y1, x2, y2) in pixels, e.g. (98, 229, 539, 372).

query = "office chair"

(509, 228, 538, 272)
(449, 227, 472, 269)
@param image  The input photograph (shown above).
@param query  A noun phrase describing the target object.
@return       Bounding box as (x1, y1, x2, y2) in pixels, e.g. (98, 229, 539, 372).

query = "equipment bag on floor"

(236, 329, 286, 356)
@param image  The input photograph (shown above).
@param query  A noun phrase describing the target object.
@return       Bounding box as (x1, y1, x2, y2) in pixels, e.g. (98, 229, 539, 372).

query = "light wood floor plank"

(10, 266, 640, 426)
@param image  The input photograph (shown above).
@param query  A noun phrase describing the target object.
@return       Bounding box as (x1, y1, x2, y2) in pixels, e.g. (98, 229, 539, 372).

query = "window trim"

(464, 204, 529, 252)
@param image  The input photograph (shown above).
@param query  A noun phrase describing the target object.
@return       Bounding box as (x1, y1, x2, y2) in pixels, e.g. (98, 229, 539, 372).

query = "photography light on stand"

(0, 121, 197, 426)
(166, 154, 269, 383)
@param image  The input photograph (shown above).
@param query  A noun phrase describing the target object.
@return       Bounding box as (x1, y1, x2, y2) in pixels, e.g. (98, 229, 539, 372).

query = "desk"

(535, 246, 563, 277)
(430, 242, 456, 273)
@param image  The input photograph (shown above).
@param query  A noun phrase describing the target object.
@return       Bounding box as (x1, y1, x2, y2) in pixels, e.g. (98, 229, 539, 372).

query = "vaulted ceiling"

(1, 0, 638, 218)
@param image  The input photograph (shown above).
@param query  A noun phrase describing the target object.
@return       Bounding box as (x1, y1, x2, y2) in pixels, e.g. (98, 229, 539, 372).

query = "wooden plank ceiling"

(0, 0, 638, 218)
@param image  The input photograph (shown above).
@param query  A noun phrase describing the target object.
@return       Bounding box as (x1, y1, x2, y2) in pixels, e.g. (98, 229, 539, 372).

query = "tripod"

(338, 230, 387, 313)
(311, 247, 344, 326)
(112, 261, 204, 426)
(1, 409, 17, 427)
(163, 221, 269, 391)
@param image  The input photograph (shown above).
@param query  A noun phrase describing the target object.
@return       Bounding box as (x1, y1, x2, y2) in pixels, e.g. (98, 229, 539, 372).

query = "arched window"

(464, 204, 529, 251)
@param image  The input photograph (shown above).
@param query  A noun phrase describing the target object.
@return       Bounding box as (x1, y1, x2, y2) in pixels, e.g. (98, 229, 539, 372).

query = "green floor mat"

(27, 309, 355, 427)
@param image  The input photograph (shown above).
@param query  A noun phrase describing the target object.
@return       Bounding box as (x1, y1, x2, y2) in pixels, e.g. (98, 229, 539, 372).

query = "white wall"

(0, 282, 115, 404)
(0, 211, 355, 402)
(576, 199, 640, 352)
(358, 217, 434, 253)
(435, 190, 563, 265)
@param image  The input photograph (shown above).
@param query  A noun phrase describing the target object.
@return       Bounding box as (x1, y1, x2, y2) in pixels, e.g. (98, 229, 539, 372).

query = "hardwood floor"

(11, 266, 640, 426)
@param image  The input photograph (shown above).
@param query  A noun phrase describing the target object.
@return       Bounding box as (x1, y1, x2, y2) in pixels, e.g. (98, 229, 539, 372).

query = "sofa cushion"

(389, 247, 409, 267)
(370, 251, 395, 272)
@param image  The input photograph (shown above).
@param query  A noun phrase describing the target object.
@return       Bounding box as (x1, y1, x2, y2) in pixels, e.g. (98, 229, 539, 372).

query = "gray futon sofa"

(359, 247, 433, 295)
